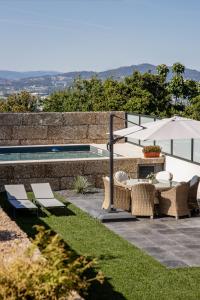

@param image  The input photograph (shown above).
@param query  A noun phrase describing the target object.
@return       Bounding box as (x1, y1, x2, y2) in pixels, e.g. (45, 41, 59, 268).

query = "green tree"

(156, 64, 169, 81)
(0, 91, 38, 112)
(184, 95, 200, 120)
(172, 62, 185, 75)
(124, 88, 154, 114)
(125, 71, 171, 116)
(168, 62, 185, 103)
(43, 90, 68, 112)
(183, 79, 199, 102)
(103, 78, 128, 111)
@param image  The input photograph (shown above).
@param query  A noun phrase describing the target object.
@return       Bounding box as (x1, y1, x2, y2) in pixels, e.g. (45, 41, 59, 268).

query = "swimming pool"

(0, 145, 109, 161)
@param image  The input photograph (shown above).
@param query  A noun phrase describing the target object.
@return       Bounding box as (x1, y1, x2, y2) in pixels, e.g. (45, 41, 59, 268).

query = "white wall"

(165, 155, 200, 195)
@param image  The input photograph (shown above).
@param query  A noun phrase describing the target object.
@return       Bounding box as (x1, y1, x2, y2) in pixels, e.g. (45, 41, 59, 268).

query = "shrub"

(0, 226, 104, 300)
(142, 145, 161, 153)
(73, 176, 91, 194)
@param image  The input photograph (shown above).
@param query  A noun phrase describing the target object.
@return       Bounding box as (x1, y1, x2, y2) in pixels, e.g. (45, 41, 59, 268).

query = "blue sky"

(0, 0, 200, 72)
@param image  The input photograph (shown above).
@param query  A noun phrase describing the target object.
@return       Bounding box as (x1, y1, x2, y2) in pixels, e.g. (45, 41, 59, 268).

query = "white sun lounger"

(5, 184, 38, 217)
(31, 183, 65, 209)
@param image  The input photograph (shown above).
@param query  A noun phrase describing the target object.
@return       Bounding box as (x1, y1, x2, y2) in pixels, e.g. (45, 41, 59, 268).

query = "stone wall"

(0, 112, 125, 146)
(0, 157, 164, 191)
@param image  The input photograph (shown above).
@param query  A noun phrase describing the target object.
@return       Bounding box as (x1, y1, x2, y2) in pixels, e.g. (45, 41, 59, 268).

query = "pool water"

(0, 145, 109, 161)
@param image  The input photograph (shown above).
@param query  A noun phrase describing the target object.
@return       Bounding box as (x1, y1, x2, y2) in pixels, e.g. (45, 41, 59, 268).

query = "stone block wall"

(0, 112, 125, 146)
(0, 157, 164, 191)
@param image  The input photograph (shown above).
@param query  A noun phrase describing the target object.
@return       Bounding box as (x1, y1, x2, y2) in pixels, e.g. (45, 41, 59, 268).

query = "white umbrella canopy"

(114, 116, 200, 141)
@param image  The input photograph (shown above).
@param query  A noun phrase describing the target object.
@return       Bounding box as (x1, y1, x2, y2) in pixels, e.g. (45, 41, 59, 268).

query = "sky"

(0, 0, 200, 72)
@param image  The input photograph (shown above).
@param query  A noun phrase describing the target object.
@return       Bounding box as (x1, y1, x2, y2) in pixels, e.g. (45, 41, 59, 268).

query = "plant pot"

(144, 152, 160, 158)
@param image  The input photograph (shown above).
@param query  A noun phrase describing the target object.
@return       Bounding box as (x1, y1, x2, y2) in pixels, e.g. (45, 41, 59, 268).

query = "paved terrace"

(59, 189, 200, 269)
(93, 142, 144, 158)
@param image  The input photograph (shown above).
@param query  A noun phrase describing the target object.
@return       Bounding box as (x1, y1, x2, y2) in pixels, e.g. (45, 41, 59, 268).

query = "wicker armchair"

(188, 175, 199, 211)
(159, 182, 190, 219)
(131, 183, 155, 218)
(102, 176, 131, 211)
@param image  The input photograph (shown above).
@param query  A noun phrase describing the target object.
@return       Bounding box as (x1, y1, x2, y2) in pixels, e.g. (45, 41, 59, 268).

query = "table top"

(125, 179, 178, 191)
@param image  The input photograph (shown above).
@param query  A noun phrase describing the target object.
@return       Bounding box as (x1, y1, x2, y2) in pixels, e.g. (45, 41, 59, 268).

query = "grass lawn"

(3, 192, 200, 300)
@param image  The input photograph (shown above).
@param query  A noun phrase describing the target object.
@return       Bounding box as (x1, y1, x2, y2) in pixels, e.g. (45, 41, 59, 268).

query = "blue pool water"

(0, 145, 109, 161)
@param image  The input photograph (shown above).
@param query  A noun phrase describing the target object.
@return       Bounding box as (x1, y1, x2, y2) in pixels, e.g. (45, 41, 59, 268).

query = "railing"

(125, 113, 200, 165)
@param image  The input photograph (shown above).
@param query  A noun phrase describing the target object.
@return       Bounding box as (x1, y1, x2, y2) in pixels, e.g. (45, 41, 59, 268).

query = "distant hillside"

(1, 64, 200, 97)
(0, 70, 60, 80)
(98, 64, 200, 81)
(51, 63, 200, 82)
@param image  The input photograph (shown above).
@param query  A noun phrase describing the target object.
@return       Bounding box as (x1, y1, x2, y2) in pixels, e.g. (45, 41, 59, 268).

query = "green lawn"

(4, 193, 200, 300)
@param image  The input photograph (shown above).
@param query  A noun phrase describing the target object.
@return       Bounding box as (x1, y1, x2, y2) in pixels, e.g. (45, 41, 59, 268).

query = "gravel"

(0, 208, 30, 263)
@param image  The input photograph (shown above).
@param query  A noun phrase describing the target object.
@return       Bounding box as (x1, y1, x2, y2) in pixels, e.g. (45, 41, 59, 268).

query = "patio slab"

(59, 189, 200, 269)
(59, 189, 136, 222)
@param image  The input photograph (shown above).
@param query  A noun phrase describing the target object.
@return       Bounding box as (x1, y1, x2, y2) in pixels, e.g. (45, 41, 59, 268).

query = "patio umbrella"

(114, 116, 200, 140)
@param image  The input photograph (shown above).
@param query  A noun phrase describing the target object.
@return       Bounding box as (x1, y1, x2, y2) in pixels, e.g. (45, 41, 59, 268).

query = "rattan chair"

(131, 183, 155, 218)
(187, 175, 199, 211)
(159, 182, 190, 219)
(102, 176, 131, 211)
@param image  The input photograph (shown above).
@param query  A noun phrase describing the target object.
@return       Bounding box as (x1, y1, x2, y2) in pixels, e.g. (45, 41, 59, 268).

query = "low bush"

(0, 226, 103, 300)
(73, 176, 91, 194)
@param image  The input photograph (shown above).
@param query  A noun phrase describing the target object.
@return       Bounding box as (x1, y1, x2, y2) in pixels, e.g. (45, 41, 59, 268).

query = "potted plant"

(146, 172, 156, 184)
(142, 145, 161, 158)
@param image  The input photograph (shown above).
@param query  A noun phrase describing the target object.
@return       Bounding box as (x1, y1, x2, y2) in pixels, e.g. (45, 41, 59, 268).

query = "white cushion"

(104, 176, 110, 182)
(114, 171, 129, 182)
(156, 171, 173, 181)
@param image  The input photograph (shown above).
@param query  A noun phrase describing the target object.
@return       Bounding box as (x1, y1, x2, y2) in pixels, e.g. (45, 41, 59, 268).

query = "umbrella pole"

(107, 112, 143, 212)
(109, 112, 114, 212)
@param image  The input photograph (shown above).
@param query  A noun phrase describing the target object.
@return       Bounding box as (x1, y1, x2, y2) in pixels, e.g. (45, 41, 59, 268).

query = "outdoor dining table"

(124, 178, 179, 205)
(124, 178, 178, 192)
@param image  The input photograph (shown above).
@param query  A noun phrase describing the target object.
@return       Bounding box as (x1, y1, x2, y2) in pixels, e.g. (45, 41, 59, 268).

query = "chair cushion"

(114, 171, 129, 183)
(156, 171, 173, 181)
(190, 175, 199, 187)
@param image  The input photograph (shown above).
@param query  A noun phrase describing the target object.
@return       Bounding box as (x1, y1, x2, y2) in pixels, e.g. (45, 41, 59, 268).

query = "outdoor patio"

(59, 189, 200, 268)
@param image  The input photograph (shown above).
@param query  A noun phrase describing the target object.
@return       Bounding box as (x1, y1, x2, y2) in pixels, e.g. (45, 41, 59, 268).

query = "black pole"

(109, 111, 114, 211)
(107, 112, 145, 212)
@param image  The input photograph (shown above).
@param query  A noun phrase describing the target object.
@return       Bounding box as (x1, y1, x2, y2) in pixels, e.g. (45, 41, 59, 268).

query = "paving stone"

(148, 223, 170, 229)
(182, 257, 200, 267)
(128, 239, 155, 248)
(158, 229, 178, 234)
(182, 244, 200, 250)
(147, 237, 177, 246)
(179, 227, 200, 234)
(142, 246, 166, 254)
(161, 244, 187, 252)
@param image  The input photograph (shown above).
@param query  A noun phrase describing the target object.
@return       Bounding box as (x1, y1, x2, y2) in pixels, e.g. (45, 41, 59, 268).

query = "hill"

(1, 64, 200, 96)
(0, 70, 60, 80)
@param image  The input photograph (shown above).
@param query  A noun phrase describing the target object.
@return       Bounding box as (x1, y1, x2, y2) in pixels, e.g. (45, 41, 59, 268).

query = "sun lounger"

(31, 183, 65, 209)
(4, 184, 38, 217)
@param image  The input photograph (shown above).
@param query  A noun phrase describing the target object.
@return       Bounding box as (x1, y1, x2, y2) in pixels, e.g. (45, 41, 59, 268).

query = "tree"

(172, 62, 185, 75)
(168, 62, 185, 103)
(124, 88, 154, 114)
(43, 90, 67, 112)
(0, 91, 38, 112)
(183, 79, 199, 102)
(103, 78, 128, 111)
(156, 64, 169, 81)
(184, 95, 200, 120)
